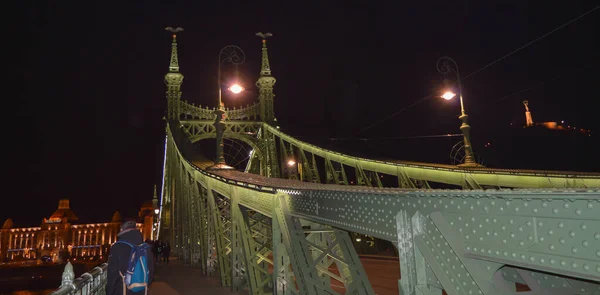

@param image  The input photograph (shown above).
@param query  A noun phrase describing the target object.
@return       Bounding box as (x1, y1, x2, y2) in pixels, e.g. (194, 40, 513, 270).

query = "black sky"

(9, 1, 599, 226)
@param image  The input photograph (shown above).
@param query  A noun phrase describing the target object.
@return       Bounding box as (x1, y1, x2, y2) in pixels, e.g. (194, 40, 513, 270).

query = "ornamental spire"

(256, 32, 273, 77)
(165, 27, 184, 72)
(164, 27, 184, 120)
(152, 184, 158, 210)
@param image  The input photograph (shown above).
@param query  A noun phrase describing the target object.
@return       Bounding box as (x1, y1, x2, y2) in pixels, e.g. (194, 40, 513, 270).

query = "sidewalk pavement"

(149, 259, 245, 295)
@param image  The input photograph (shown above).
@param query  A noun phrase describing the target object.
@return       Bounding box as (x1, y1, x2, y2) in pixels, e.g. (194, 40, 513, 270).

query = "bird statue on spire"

(165, 27, 184, 33)
(165, 27, 184, 40)
(256, 32, 273, 40)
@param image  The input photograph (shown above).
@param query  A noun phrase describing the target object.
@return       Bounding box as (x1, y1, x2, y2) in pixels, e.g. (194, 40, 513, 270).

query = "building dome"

(2, 218, 13, 229)
(49, 199, 79, 222)
(111, 211, 123, 223)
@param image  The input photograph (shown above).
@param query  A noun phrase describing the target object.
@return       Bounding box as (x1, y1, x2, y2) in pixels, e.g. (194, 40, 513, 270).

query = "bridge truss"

(162, 124, 600, 295)
(158, 31, 600, 295)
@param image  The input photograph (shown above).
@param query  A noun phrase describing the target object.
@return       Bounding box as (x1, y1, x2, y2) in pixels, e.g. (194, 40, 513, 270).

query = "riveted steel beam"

(164, 123, 600, 295)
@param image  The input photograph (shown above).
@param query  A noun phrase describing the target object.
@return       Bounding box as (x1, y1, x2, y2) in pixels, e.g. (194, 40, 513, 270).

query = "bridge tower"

(256, 32, 280, 177)
(256, 32, 276, 123)
(164, 27, 184, 120)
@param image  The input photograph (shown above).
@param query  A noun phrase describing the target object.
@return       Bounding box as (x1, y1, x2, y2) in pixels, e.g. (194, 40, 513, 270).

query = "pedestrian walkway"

(149, 258, 244, 295)
(147, 256, 400, 295)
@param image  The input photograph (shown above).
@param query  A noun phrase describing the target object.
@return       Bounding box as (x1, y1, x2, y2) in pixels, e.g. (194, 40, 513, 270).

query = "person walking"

(156, 240, 162, 264)
(162, 241, 171, 264)
(106, 220, 155, 295)
(152, 240, 160, 264)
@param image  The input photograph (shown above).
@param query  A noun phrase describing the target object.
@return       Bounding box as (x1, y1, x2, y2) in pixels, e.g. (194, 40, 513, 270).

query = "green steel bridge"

(152, 31, 600, 295)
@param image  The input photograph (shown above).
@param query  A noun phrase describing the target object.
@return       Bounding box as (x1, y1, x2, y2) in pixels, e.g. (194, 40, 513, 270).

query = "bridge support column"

(396, 210, 443, 295)
(181, 171, 193, 265)
(230, 187, 247, 292)
(397, 210, 506, 295)
(237, 202, 274, 294)
(194, 182, 209, 275)
(188, 179, 206, 271)
(198, 185, 217, 275)
(246, 150, 261, 175)
(260, 126, 280, 178)
(272, 197, 296, 295)
(206, 185, 233, 287)
(172, 164, 182, 259)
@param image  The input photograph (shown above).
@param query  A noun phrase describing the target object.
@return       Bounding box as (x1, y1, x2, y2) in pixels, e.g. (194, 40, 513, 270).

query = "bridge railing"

(50, 261, 108, 295)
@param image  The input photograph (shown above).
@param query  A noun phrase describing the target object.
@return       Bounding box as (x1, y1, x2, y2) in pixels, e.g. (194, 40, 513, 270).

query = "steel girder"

(263, 124, 600, 189)
(259, 126, 281, 178)
(238, 198, 274, 294)
(180, 102, 261, 121)
(164, 125, 600, 295)
(180, 120, 263, 155)
(179, 120, 280, 178)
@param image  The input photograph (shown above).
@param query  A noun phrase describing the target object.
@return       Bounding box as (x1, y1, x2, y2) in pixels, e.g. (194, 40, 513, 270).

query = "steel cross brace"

(237, 200, 275, 294)
(273, 195, 375, 295)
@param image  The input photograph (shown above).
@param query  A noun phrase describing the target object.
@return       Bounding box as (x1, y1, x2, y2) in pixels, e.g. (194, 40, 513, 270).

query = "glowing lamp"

(228, 84, 244, 94)
(154, 209, 159, 215)
(287, 160, 296, 167)
(442, 91, 456, 100)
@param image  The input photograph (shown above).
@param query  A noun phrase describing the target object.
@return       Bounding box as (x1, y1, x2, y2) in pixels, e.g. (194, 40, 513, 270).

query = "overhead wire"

(462, 4, 600, 80)
(354, 95, 432, 136)
(450, 62, 595, 121)
(354, 4, 600, 136)
(330, 133, 463, 141)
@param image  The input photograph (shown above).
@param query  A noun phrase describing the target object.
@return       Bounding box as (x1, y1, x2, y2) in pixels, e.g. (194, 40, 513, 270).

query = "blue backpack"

(114, 241, 152, 293)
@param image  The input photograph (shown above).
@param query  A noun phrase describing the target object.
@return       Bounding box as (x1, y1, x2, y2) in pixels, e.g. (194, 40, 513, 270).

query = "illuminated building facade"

(0, 199, 155, 263)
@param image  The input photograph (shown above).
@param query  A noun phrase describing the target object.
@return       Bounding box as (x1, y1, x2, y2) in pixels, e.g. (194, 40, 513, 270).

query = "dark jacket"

(106, 229, 155, 295)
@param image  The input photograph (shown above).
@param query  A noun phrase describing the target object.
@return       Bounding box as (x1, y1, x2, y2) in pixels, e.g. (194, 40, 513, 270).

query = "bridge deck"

(149, 259, 244, 295)
(149, 256, 402, 295)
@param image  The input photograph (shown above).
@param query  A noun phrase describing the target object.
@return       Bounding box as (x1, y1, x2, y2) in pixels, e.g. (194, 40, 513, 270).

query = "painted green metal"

(165, 31, 184, 121)
(261, 127, 281, 178)
(271, 197, 297, 295)
(230, 186, 247, 291)
(256, 32, 276, 124)
(206, 183, 233, 287)
(265, 124, 600, 189)
(160, 123, 600, 295)
(238, 204, 274, 294)
(158, 32, 600, 295)
(167, 29, 600, 190)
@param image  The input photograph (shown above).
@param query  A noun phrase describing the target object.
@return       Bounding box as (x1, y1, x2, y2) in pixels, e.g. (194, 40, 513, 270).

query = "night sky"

(9, 1, 599, 227)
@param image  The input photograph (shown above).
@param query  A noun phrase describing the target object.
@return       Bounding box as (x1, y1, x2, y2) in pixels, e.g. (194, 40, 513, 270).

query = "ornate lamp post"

(209, 45, 246, 170)
(437, 56, 481, 167)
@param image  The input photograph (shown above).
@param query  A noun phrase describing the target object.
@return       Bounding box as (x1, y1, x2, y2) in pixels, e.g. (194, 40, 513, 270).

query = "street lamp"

(154, 208, 159, 215)
(209, 45, 246, 170)
(436, 56, 481, 167)
(228, 84, 244, 94)
(441, 91, 456, 100)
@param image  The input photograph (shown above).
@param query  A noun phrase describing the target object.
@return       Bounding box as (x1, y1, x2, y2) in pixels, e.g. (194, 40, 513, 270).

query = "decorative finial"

(255, 32, 273, 76)
(153, 185, 157, 200)
(165, 27, 184, 72)
(60, 261, 75, 288)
